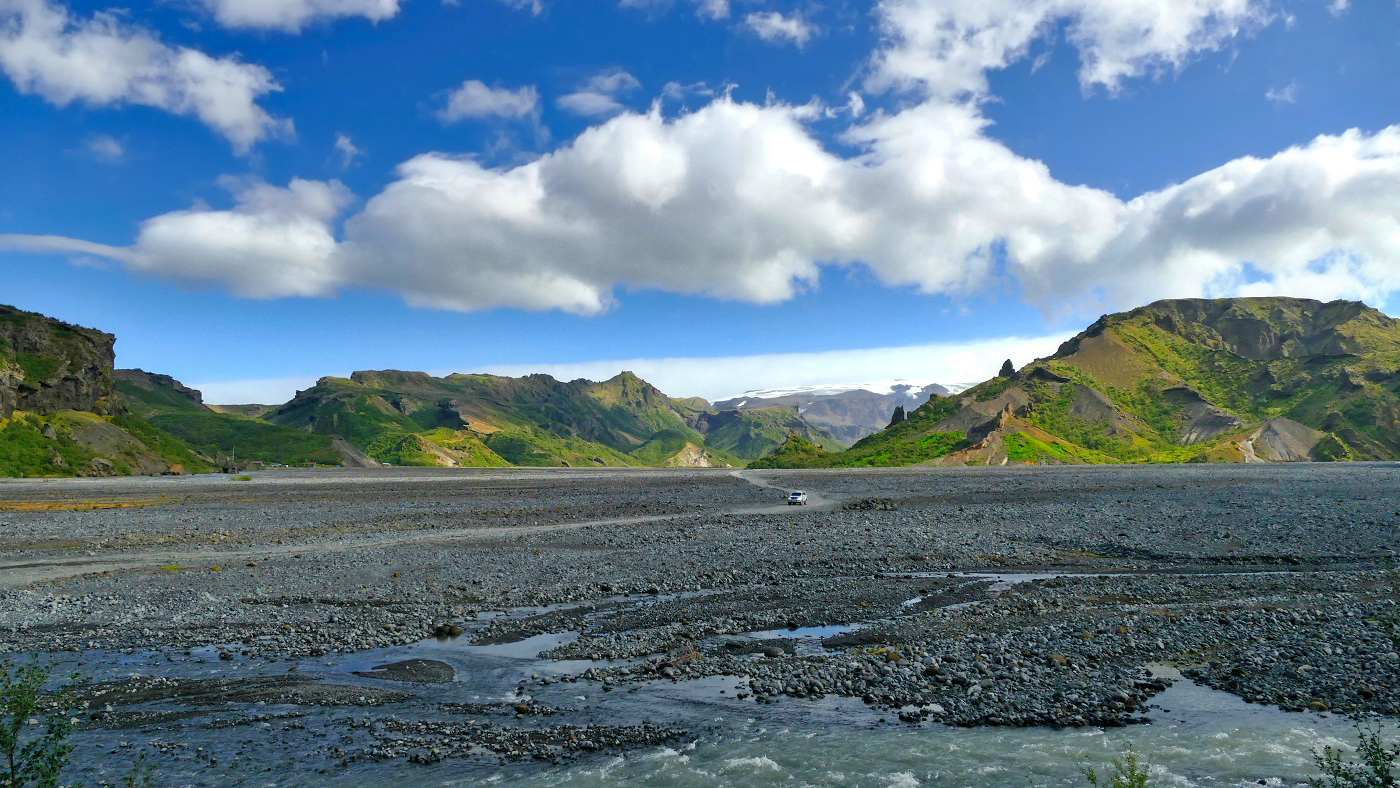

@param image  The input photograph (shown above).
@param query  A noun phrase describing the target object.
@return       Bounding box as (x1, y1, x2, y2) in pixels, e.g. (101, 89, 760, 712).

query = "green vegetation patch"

(14, 353, 59, 384)
(139, 411, 330, 467)
(751, 429, 970, 469)
(419, 428, 511, 467)
(364, 432, 439, 466)
(0, 415, 95, 477)
(110, 414, 216, 472)
(1004, 432, 1117, 464)
(629, 429, 743, 467)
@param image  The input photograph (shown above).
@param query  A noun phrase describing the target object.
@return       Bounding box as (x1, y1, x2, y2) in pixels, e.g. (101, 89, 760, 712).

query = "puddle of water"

(429, 631, 581, 659)
(739, 624, 861, 640)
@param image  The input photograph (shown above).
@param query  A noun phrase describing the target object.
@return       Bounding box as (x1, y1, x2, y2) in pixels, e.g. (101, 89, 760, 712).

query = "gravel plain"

(3, 463, 1400, 783)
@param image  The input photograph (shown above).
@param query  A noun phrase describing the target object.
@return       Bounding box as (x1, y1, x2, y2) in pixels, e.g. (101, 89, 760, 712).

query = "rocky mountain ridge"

(260, 369, 841, 468)
(753, 297, 1398, 468)
(714, 383, 950, 445)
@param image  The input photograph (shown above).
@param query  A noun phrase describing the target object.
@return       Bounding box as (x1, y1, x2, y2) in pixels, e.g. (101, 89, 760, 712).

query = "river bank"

(2, 464, 1398, 784)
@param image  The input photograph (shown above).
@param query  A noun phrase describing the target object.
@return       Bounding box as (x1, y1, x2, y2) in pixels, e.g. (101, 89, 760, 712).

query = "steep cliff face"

(0, 305, 118, 419)
(0, 304, 219, 477)
(114, 369, 204, 409)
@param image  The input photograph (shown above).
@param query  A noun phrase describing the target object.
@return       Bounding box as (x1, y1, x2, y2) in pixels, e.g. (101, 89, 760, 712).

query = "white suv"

(787, 491, 808, 505)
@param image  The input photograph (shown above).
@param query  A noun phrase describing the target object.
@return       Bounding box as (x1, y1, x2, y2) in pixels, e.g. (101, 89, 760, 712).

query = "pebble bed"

(2, 463, 1399, 782)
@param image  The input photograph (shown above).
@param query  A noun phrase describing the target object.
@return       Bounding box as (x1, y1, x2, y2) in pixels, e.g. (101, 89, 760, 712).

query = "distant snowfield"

(723, 380, 975, 402)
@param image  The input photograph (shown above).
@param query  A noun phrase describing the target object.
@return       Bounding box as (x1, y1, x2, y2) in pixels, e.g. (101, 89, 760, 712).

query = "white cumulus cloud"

(439, 80, 539, 122)
(557, 69, 640, 116)
(197, 0, 404, 32)
(0, 0, 290, 152)
(745, 11, 814, 47)
(123, 177, 352, 298)
(10, 0, 1400, 325)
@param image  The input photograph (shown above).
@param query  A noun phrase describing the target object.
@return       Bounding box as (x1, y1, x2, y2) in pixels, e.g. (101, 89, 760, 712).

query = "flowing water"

(307, 670, 1363, 787)
(57, 572, 1375, 787)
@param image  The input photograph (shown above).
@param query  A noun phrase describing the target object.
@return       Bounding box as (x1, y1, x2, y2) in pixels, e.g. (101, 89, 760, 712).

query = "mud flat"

(2, 464, 1399, 785)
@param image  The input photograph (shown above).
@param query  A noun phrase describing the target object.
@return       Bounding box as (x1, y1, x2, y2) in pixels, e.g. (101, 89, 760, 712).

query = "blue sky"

(2, 0, 1398, 402)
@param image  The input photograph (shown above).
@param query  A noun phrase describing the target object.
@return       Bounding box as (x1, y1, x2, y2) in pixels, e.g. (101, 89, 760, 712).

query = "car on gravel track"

(787, 491, 808, 505)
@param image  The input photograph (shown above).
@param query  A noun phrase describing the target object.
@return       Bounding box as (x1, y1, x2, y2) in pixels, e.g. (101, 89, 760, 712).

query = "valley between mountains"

(3, 295, 1400, 477)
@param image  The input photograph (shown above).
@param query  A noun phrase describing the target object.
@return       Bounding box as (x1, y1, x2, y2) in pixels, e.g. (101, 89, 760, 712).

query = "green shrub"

(1, 657, 78, 788)
(13, 354, 58, 385)
(1081, 745, 1150, 788)
(1310, 723, 1398, 787)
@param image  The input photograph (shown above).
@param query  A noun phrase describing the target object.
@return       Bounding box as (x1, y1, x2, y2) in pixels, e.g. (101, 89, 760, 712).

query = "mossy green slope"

(263, 370, 695, 467)
(628, 429, 743, 467)
(695, 406, 844, 459)
(262, 370, 839, 467)
(753, 297, 1400, 468)
(115, 370, 341, 466)
(0, 306, 212, 477)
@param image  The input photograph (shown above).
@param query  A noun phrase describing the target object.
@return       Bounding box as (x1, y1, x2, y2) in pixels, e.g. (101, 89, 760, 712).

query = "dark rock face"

(0, 304, 117, 419)
(888, 405, 906, 428)
(114, 369, 205, 408)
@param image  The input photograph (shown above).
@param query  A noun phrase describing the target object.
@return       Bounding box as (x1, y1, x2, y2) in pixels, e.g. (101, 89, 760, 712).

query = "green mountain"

(0, 305, 211, 477)
(752, 297, 1400, 468)
(114, 369, 357, 468)
(693, 406, 845, 458)
(258, 369, 839, 468)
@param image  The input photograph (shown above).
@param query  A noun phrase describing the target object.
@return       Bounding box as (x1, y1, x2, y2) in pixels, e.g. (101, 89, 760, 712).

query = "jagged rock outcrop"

(0, 305, 118, 419)
(887, 405, 906, 428)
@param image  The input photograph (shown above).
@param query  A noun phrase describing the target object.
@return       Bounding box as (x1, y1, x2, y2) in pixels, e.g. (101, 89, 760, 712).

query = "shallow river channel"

(57, 580, 1367, 788)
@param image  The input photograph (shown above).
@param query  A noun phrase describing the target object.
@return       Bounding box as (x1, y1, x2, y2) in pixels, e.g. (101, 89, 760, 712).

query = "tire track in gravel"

(0, 473, 829, 589)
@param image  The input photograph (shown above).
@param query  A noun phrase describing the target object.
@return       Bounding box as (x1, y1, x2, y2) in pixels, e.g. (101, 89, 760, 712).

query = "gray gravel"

(4, 463, 1400, 781)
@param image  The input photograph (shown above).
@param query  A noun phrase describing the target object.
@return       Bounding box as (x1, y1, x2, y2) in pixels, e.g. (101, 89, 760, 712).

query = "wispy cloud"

(83, 133, 124, 162)
(473, 334, 1072, 401)
(333, 133, 362, 169)
(439, 80, 539, 122)
(1265, 81, 1297, 104)
(197, 0, 405, 33)
(556, 69, 639, 116)
(745, 11, 814, 47)
(179, 334, 1070, 404)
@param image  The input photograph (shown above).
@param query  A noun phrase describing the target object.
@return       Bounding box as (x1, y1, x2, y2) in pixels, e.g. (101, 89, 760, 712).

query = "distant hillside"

(692, 406, 844, 457)
(259, 369, 838, 468)
(0, 305, 211, 477)
(115, 370, 356, 468)
(715, 383, 950, 445)
(752, 297, 1400, 468)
